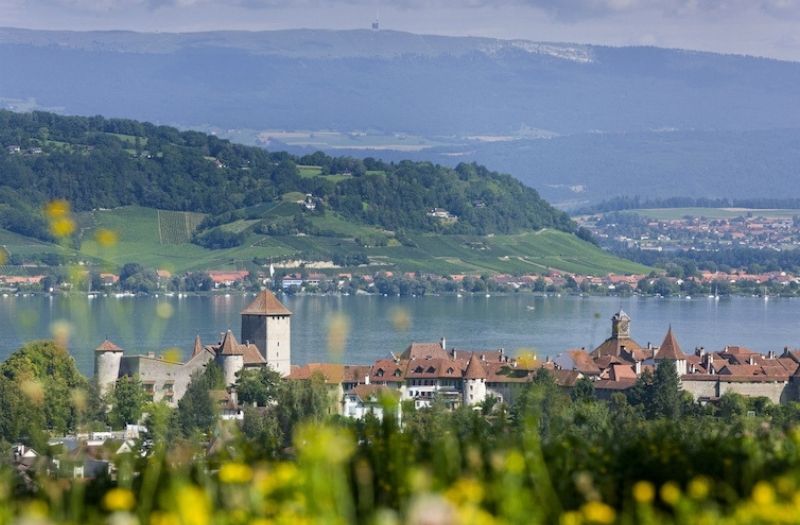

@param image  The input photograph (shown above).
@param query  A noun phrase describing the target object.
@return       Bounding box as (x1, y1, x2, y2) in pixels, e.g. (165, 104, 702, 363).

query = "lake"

(0, 293, 798, 375)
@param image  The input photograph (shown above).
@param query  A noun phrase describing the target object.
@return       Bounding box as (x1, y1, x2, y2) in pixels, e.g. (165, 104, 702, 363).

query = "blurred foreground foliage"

(3, 353, 800, 524)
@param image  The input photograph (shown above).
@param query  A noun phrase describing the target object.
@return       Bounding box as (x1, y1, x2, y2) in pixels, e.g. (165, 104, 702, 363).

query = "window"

(377, 368, 384, 377)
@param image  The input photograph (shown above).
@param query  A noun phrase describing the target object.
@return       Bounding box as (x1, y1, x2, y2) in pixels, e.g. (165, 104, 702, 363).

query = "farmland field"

(157, 210, 206, 244)
(1, 206, 648, 276)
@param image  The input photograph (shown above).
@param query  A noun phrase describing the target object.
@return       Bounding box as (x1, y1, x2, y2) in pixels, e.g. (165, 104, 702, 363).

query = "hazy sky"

(1, 0, 799, 61)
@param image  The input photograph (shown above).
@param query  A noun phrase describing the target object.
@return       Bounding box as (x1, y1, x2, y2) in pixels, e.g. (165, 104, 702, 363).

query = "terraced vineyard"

(157, 210, 206, 244)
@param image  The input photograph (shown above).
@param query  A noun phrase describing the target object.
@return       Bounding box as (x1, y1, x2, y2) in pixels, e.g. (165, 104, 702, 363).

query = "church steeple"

(611, 309, 631, 339)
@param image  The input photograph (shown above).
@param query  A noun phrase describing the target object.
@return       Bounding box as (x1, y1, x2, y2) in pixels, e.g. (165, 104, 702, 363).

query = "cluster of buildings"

(92, 291, 800, 424)
(582, 212, 800, 253)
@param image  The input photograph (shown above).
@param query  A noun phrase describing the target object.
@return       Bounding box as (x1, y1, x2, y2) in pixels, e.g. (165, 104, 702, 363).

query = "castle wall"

(681, 379, 718, 400)
(718, 380, 790, 405)
(120, 351, 214, 406)
(681, 377, 792, 405)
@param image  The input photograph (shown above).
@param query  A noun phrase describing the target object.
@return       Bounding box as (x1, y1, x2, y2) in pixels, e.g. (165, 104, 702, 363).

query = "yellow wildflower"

(688, 476, 711, 500)
(156, 302, 175, 320)
(326, 313, 350, 359)
(752, 481, 775, 506)
(581, 501, 615, 524)
(505, 450, 526, 474)
(660, 481, 681, 506)
(45, 199, 70, 219)
(632, 481, 655, 504)
(50, 217, 76, 237)
(389, 307, 411, 331)
(560, 510, 583, 525)
(95, 228, 118, 247)
(445, 478, 484, 506)
(219, 462, 254, 484)
(175, 485, 210, 525)
(150, 511, 180, 525)
(103, 487, 135, 511)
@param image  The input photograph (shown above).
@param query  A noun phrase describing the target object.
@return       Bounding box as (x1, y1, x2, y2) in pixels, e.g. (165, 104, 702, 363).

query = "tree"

(649, 361, 681, 419)
(571, 377, 596, 403)
(176, 364, 223, 436)
(0, 340, 88, 445)
(236, 367, 282, 407)
(110, 375, 147, 428)
(241, 406, 283, 458)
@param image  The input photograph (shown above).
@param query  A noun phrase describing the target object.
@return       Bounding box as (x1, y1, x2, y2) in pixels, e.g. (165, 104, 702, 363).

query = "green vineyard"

(157, 210, 206, 245)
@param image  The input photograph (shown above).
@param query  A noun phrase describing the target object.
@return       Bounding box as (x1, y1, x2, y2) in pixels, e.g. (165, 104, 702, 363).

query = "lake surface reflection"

(0, 293, 797, 375)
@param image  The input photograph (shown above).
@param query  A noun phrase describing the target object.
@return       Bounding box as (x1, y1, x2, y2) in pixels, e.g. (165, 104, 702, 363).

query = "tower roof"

(192, 335, 203, 357)
(219, 330, 244, 355)
(655, 326, 686, 360)
(241, 290, 292, 316)
(95, 339, 123, 352)
(613, 309, 630, 320)
(464, 353, 488, 379)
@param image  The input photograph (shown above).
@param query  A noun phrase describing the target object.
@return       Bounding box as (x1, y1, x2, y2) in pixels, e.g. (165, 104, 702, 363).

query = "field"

(1, 206, 649, 275)
(157, 210, 206, 244)
(626, 208, 800, 220)
(65, 207, 649, 275)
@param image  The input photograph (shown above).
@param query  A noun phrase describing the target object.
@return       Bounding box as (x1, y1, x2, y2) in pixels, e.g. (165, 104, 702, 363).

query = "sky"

(0, 0, 799, 61)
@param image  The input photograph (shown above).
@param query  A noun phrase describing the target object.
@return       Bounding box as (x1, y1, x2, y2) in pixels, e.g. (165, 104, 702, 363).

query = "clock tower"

(611, 309, 631, 339)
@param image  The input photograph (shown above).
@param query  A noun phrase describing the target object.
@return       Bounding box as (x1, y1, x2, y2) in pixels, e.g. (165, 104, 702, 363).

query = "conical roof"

(219, 330, 244, 355)
(241, 290, 292, 316)
(95, 339, 123, 352)
(192, 335, 203, 357)
(655, 326, 686, 360)
(464, 353, 488, 379)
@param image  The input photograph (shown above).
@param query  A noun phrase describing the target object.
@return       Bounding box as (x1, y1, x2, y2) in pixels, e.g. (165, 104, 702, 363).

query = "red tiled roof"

(288, 363, 344, 383)
(594, 378, 638, 390)
(241, 343, 266, 366)
(241, 290, 292, 316)
(95, 340, 123, 352)
(464, 354, 488, 380)
(399, 342, 449, 360)
(219, 330, 244, 356)
(192, 335, 203, 357)
(348, 384, 397, 402)
(609, 364, 637, 381)
(370, 359, 407, 383)
(655, 327, 686, 360)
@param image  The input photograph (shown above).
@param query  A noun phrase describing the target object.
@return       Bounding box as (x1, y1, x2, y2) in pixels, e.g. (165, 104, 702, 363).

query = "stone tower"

(94, 339, 124, 397)
(462, 353, 488, 406)
(241, 290, 292, 376)
(216, 330, 244, 387)
(611, 309, 631, 339)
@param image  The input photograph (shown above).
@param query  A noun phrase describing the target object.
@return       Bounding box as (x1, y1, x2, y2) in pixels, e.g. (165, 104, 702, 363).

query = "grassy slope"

(2, 206, 649, 275)
(79, 206, 647, 275)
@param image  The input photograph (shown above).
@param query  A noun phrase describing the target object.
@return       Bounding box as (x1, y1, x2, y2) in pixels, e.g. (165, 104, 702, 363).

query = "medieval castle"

(94, 290, 291, 404)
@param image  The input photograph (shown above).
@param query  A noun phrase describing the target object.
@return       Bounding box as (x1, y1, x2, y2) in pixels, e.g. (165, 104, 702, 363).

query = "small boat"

(526, 305, 536, 311)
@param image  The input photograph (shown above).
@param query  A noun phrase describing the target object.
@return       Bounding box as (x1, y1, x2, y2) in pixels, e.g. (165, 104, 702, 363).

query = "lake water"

(1, 293, 798, 375)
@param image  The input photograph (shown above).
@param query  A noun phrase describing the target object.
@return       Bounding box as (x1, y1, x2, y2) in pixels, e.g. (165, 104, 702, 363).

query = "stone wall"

(681, 377, 793, 405)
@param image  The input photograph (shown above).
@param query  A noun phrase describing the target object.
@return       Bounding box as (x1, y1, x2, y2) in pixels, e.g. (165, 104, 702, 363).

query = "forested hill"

(0, 110, 573, 241)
